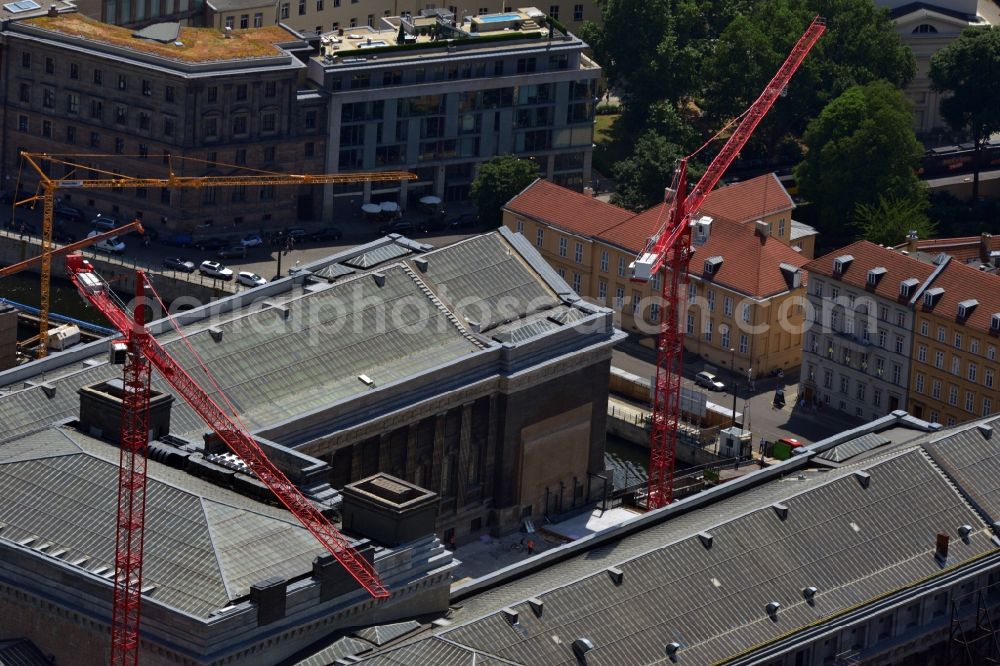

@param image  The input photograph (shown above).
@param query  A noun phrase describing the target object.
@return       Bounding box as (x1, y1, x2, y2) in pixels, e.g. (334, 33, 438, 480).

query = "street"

(611, 335, 865, 446)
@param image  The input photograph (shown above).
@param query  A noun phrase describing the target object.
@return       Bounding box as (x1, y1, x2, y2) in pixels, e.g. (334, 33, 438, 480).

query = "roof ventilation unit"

(208, 326, 223, 342)
(528, 597, 544, 617)
(571, 638, 595, 660)
(414, 257, 429, 273)
(766, 601, 781, 619)
(358, 374, 375, 387)
(666, 642, 681, 661)
(936, 533, 950, 563)
(697, 531, 713, 549)
(754, 220, 770, 238)
(772, 503, 789, 521)
(978, 424, 993, 440)
(606, 566, 624, 585)
(853, 470, 871, 489)
(802, 586, 818, 603)
(372, 272, 386, 287)
(959, 524, 974, 542)
(500, 608, 518, 625)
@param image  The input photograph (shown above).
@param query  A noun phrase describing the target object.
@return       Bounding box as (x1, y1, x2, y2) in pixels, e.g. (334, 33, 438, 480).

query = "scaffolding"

(949, 590, 1000, 665)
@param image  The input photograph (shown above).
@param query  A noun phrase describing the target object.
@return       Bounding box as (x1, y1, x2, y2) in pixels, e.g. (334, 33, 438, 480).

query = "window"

(917, 345, 927, 363)
(298, 0, 305, 14)
(615, 287, 624, 309)
(42, 89, 54, 109)
(703, 319, 713, 342)
(952, 356, 960, 375)
(232, 116, 248, 135)
(840, 375, 849, 394)
(876, 358, 885, 377)
(913, 23, 938, 33)
(688, 283, 697, 303)
(138, 144, 148, 159)
(650, 303, 660, 322)
(631, 292, 640, 313)
(142, 79, 152, 96)
(990, 346, 997, 361)
(985, 398, 993, 417)
(163, 118, 175, 137)
(915, 373, 925, 394)
(117, 74, 127, 91)
(66, 125, 76, 144)
(516, 57, 537, 73)
(236, 84, 248, 101)
(937, 326, 946, 342)
(920, 320, 928, 336)
(558, 237, 567, 257)
(115, 105, 127, 125)
(618, 257, 626, 277)
(573, 3, 583, 20)
(41, 120, 51, 138)
(969, 363, 978, 383)
(21, 51, 30, 69)
(254, 12, 263, 27)
(114, 137, 125, 154)
(877, 304, 887, 320)
(263, 146, 275, 162)
(949, 385, 958, 406)
(90, 100, 103, 119)
(935, 351, 944, 369)
(225, 15, 234, 29)
(515, 219, 524, 234)
(891, 364, 901, 385)
(367, 14, 374, 26)
(987, 369, 994, 389)
(262, 113, 276, 132)
(707, 290, 716, 312)
(203, 117, 218, 138)
(535, 228, 544, 247)
(966, 391, 975, 413)
(305, 111, 317, 129)
(855, 381, 866, 400)
(349, 17, 356, 26)
(280, 2, 289, 18)
(89, 131, 100, 148)
(264, 81, 277, 98)
(894, 335, 904, 354)
(18, 83, 29, 103)
(896, 311, 906, 327)
(549, 4, 559, 19)
(686, 313, 695, 335)
(738, 334, 748, 354)
(240, 13, 249, 28)
(878, 329, 887, 348)
(651, 272, 660, 291)
(207, 87, 218, 103)
(165, 86, 175, 103)
(720, 325, 730, 349)
(235, 148, 246, 165)
(929, 409, 939, 424)
(724, 296, 733, 316)
(971, 338, 980, 355)
(955, 332, 963, 349)
(823, 370, 833, 389)
(316, 0, 323, 8)
(139, 111, 150, 131)
(874, 389, 882, 407)
(600, 250, 608, 272)
(598, 280, 607, 300)
(742, 303, 751, 323)
(45, 56, 54, 74)
(574, 242, 583, 264)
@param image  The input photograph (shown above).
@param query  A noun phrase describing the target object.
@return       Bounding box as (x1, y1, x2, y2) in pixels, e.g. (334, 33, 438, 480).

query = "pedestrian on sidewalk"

(526, 539, 535, 555)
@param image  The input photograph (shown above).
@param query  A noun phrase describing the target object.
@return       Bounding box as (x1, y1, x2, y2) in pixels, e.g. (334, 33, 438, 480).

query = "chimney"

(47, 3, 58, 16)
(982, 233, 994, 262)
(906, 229, 920, 253)
(755, 220, 771, 239)
(935, 533, 950, 562)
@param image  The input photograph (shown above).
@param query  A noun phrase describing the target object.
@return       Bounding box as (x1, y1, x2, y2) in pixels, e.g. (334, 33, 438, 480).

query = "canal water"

(0, 271, 109, 327)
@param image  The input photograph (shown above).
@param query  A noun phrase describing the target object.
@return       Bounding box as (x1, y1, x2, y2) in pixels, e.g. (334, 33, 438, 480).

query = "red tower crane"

(65, 256, 388, 666)
(631, 16, 826, 509)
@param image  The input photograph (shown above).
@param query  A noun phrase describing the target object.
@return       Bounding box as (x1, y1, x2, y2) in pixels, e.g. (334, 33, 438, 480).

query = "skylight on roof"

(4, 0, 40, 12)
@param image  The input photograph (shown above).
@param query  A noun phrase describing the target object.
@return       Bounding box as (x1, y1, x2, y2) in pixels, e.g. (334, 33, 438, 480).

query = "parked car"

(196, 237, 228, 251)
(87, 231, 125, 254)
(695, 371, 725, 392)
(379, 221, 419, 236)
(237, 271, 267, 287)
(54, 205, 85, 224)
(287, 228, 308, 241)
(89, 214, 119, 232)
(241, 233, 263, 248)
(449, 213, 477, 230)
(218, 245, 247, 259)
(308, 227, 343, 242)
(199, 260, 233, 279)
(162, 257, 196, 273)
(162, 233, 194, 248)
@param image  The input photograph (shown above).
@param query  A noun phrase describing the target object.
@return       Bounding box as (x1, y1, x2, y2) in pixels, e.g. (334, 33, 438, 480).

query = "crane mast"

(632, 16, 826, 509)
(66, 254, 393, 662)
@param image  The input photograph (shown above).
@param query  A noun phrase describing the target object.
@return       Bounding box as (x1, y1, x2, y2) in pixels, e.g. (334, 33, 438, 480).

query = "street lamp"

(730, 348, 738, 429)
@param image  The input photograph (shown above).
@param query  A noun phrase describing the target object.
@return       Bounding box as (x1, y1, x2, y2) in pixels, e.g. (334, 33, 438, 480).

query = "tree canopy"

(794, 80, 926, 233)
(930, 25, 1000, 200)
(854, 194, 935, 247)
(610, 131, 689, 211)
(470, 155, 540, 227)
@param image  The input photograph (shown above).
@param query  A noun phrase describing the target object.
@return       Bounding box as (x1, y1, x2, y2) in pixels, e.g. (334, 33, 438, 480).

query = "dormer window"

(957, 299, 979, 320)
(991, 313, 1000, 333)
(923, 287, 944, 308)
(867, 267, 886, 286)
(832, 254, 853, 276)
(899, 278, 918, 298)
(703, 256, 723, 277)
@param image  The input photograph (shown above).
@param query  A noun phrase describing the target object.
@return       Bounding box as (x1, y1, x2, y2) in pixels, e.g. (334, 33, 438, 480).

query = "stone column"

(405, 423, 418, 483)
(430, 413, 445, 492)
(349, 443, 362, 483)
(377, 434, 391, 474)
(484, 395, 498, 498)
(457, 402, 473, 507)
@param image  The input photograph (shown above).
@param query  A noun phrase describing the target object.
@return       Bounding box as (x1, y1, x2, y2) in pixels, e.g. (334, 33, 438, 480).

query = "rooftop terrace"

(23, 13, 291, 62)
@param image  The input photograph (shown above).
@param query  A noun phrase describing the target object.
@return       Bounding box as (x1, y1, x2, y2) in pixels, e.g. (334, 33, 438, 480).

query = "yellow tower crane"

(11, 152, 417, 358)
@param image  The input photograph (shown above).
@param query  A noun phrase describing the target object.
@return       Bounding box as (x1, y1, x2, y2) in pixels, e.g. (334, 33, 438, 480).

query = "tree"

(703, 0, 915, 158)
(610, 131, 688, 211)
(854, 194, 935, 247)
(930, 26, 1000, 201)
(470, 155, 540, 227)
(794, 80, 925, 233)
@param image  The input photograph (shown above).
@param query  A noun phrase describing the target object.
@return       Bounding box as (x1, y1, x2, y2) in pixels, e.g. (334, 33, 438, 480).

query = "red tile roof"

(696, 173, 794, 224)
(804, 240, 936, 303)
(892, 234, 1000, 265)
(504, 179, 633, 238)
(685, 217, 810, 298)
(918, 259, 1000, 335)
